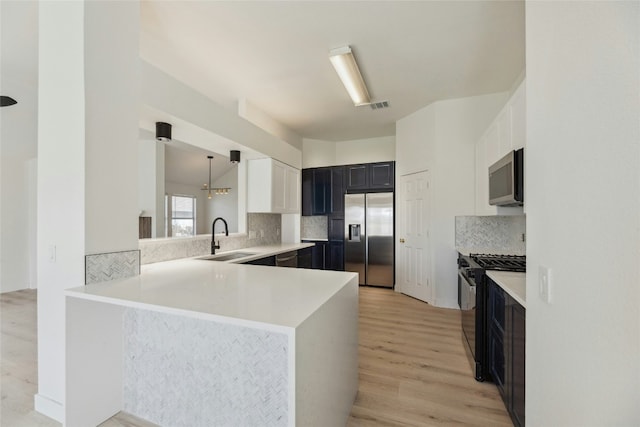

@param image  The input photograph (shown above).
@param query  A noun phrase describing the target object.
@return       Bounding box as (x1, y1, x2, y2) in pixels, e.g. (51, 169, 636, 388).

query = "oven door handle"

(459, 271, 476, 310)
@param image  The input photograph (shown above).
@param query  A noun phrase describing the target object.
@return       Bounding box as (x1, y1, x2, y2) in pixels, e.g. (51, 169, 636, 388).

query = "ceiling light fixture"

(155, 122, 172, 142)
(329, 46, 371, 106)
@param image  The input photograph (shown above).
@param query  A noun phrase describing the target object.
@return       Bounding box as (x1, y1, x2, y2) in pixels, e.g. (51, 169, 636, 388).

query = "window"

(166, 195, 196, 237)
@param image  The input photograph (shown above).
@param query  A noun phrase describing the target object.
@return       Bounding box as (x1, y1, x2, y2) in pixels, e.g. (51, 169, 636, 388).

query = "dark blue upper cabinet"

(345, 162, 394, 192)
(369, 162, 394, 189)
(312, 168, 331, 215)
(330, 166, 344, 215)
(345, 164, 368, 191)
(302, 169, 313, 216)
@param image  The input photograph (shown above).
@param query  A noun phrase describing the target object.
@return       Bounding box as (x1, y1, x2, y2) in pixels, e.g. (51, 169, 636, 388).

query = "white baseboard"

(435, 298, 459, 310)
(34, 393, 64, 423)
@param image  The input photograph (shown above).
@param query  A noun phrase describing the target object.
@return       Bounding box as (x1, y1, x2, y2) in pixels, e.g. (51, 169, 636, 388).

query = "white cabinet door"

(485, 122, 500, 167)
(510, 81, 526, 150)
(475, 136, 497, 215)
(474, 79, 526, 215)
(272, 161, 287, 212)
(497, 106, 512, 156)
(285, 167, 300, 213)
(247, 158, 300, 214)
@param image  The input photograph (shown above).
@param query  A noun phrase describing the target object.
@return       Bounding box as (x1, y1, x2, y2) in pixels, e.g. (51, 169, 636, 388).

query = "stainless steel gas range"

(458, 253, 526, 381)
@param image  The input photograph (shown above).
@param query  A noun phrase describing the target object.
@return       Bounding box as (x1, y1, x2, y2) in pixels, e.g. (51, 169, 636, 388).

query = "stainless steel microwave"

(489, 148, 524, 206)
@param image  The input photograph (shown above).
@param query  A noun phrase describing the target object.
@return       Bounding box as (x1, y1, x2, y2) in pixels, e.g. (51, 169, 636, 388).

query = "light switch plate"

(539, 265, 551, 303)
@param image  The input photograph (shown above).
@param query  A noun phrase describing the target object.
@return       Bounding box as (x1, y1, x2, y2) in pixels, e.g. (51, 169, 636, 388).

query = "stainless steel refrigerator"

(344, 192, 394, 287)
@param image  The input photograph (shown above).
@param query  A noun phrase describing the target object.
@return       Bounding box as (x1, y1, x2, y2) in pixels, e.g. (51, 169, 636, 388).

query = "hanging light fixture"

(155, 122, 172, 142)
(206, 155, 213, 199)
(201, 155, 232, 197)
(329, 46, 371, 106)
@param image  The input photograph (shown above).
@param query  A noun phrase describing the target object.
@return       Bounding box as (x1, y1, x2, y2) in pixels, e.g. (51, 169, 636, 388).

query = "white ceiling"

(1, 1, 525, 160)
(140, 1, 525, 142)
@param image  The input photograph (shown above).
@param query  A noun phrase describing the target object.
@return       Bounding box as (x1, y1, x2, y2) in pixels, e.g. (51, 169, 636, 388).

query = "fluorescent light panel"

(329, 46, 371, 106)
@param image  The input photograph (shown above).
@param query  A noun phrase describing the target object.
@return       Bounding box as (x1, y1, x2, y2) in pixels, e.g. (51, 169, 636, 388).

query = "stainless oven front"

(459, 271, 477, 360)
(458, 255, 489, 382)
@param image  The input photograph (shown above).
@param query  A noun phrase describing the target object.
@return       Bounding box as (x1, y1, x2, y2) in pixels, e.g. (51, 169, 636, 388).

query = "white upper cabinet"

(248, 158, 300, 214)
(475, 79, 526, 215)
(510, 81, 526, 150)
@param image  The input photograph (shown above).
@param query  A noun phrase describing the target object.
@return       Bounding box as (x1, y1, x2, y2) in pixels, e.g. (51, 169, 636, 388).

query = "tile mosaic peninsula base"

(123, 308, 288, 426)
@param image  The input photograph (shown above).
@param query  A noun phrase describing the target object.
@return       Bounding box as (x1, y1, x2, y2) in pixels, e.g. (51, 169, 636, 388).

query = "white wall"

(239, 98, 302, 150)
(302, 138, 336, 168)
(141, 61, 302, 170)
(36, 2, 140, 421)
(336, 136, 396, 165)
(83, 1, 138, 255)
(37, 2, 86, 418)
(0, 103, 38, 292)
(302, 136, 395, 168)
(138, 138, 162, 238)
(0, 1, 38, 293)
(396, 91, 509, 308)
(206, 167, 239, 233)
(526, 2, 640, 425)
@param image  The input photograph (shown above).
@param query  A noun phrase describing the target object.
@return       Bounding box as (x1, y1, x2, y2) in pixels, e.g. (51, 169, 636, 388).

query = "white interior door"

(397, 171, 432, 303)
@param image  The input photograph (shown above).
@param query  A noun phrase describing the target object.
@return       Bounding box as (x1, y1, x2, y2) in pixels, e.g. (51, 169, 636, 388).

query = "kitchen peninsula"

(65, 257, 359, 427)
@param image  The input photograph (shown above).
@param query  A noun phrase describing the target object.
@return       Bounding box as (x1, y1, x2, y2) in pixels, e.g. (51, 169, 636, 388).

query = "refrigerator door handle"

(348, 224, 361, 242)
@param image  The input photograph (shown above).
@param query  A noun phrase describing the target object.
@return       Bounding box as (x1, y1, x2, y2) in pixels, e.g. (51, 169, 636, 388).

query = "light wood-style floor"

(1, 288, 510, 427)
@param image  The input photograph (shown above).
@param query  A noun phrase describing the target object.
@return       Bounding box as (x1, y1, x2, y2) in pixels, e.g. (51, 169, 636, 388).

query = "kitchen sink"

(197, 252, 257, 262)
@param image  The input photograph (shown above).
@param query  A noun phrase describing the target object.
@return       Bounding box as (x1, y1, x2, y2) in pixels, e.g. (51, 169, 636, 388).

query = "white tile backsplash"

(140, 213, 281, 264)
(455, 215, 526, 255)
(300, 216, 328, 240)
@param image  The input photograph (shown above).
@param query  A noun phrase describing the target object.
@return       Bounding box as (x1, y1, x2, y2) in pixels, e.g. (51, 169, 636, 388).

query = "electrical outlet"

(249, 230, 256, 239)
(48, 245, 56, 263)
(260, 229, 265, 238)
(539, 265, 551, 303)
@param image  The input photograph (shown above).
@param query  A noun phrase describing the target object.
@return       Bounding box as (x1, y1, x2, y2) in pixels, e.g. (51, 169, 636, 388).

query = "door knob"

(399, 238, 405, 243)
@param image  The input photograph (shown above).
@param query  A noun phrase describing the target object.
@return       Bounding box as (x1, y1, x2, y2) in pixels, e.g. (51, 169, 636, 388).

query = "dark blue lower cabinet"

(297, 247, 313, 269)
(302, 241, 343, 271)
(511, 302, 526, 427)
(327, 242, 344, 271)
(244, 255, 276, 266)
(488, 278, 525, 427)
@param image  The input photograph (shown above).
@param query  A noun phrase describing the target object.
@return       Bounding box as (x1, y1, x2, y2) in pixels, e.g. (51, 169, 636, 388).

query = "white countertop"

(66, 243, 356, 331)
(486, 271, 526, 308)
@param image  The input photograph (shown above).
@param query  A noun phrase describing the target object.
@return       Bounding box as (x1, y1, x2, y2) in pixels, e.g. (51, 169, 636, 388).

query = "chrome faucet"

(211, 217, 229, 254)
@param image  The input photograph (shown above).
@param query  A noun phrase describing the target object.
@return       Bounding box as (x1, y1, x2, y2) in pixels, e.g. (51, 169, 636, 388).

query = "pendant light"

(206, 155, 213, 199)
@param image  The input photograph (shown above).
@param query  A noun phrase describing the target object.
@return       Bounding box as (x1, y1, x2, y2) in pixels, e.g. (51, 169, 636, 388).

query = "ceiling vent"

(369, 101, 390, 110)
